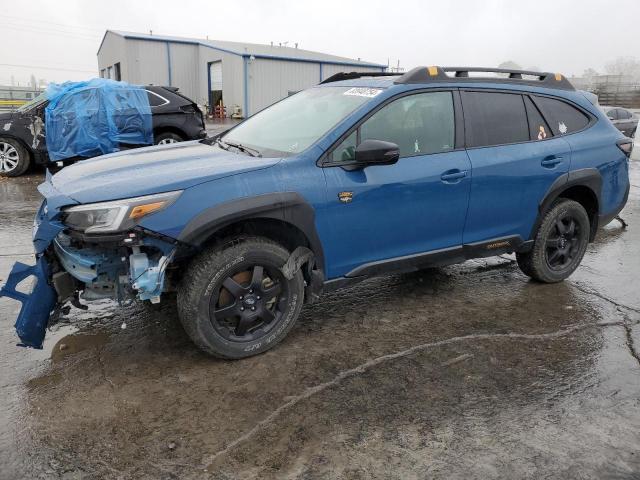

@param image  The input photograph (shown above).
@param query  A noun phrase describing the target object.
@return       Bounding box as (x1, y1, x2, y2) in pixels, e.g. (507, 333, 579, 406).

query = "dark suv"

(0, 85, 206, 176)
(1, 67, 631, 359)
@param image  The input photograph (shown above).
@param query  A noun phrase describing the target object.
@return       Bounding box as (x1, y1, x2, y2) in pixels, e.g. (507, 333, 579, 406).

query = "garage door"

(210, 62, 222, 90)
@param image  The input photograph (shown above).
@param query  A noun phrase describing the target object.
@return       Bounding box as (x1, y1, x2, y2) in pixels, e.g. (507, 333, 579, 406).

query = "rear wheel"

(177, 237, 304, 359)
(0, 138, 30, 177)
(516, 199, 590, 283)
(154, 132, 183, 145)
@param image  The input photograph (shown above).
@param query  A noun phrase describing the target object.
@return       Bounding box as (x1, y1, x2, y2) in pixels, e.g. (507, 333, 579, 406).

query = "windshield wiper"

(217, 139, 261, 157)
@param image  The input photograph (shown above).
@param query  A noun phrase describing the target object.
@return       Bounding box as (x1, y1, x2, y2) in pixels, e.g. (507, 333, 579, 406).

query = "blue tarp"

(45, 78, 153, 161)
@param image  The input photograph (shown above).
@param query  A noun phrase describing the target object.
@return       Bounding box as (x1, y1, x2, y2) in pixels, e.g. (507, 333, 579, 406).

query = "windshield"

(222, 86, 382, 156)
(17, 92, 47, 112)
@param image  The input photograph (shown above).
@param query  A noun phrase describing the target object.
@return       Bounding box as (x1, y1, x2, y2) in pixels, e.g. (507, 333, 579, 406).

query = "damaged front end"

(0, 175, 181, 348)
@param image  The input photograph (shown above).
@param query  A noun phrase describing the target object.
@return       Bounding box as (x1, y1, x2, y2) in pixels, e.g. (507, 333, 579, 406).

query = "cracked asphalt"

(1, 147, 639, 479)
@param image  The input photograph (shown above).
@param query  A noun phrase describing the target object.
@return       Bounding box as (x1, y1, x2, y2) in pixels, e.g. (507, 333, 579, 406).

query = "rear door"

(461, 90, 571, 246)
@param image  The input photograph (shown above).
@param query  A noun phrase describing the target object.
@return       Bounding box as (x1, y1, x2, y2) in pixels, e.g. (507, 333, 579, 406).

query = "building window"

(100, 69, 106, 78)
(114, 63, 121, 81)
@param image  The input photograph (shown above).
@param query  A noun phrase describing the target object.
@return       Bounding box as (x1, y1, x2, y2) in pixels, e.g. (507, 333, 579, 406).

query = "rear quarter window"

(147, 90, 169, 107)
(532, 96, 590, 135)
(462, 91, 529, 148)
(524, 96, 552, 141)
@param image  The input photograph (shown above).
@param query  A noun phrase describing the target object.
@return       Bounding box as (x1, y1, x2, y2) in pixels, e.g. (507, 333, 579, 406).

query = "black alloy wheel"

(545, 213, 582, 271)
(210, 264, 286, 341)
(177, 237, 305, 359)
(516, 199, 590, 283)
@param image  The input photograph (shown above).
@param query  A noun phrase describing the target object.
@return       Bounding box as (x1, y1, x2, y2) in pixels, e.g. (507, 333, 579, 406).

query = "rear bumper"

(598, 182, 630, 229)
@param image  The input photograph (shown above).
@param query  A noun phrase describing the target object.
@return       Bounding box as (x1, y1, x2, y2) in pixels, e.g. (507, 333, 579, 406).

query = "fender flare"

(529, 167, 602, 241)
(177, 192, 325, 271)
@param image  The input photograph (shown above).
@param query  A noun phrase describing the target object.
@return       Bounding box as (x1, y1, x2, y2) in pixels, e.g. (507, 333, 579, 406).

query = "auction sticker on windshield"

(343, 87, 383, 98)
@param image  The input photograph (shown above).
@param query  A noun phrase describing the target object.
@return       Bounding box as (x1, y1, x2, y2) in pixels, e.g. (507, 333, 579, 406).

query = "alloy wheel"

(158, 138, 179, 145)
(0, 142, 19, 173)
(545, 214, 582, 271)
(209, 264, 286, 341)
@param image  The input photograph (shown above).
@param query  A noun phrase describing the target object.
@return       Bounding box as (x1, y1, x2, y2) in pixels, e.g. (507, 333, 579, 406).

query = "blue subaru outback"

(1, 66, 632, 359)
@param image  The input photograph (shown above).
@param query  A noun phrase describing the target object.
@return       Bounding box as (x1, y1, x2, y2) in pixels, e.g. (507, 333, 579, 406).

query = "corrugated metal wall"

(97, 32, 127, 78)
(126, 39, 169, 86)
(168, 43, 199, 101)
(247, 59, 319, 114)
(98, 34, 386, 118)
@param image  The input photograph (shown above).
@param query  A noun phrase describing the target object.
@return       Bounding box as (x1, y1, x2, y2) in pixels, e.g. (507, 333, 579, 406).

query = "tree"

(498, 61, 522, 71)
(604, 57, 640, 79)
(582, 68, 599, 79)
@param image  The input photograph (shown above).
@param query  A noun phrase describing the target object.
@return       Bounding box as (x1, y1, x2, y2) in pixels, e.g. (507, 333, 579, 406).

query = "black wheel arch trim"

(177, 192, 325, 273)
(532, 167, 602, 241)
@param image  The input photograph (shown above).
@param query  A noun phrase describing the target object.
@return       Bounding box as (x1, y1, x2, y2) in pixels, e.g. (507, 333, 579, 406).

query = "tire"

(516, 199, 590, 283)
(154, 132, 183, 145)
(177, 237, 304, 359)
(0, 137, 30, 177)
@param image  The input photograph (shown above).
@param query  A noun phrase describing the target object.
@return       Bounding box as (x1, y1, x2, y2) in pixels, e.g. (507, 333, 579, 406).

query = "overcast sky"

(1, 0, 638, 86)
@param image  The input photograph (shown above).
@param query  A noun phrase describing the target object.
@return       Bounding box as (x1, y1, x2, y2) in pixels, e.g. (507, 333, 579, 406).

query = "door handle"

(440, 169, 467, 182)
(541, 156, 563, 168)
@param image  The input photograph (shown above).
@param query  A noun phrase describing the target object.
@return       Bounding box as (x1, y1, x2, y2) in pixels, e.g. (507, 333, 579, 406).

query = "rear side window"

(532, 96, 590, 135)
(524, 96, 552, 141)
(462, 91, 529, 147)
(605, 109, 618, 120)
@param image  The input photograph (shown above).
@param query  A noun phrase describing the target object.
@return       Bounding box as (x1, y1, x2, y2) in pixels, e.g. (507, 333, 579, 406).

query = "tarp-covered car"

(0, 79, 206, 176)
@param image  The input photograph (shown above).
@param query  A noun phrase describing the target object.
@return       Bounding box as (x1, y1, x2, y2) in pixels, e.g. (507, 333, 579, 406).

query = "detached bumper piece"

(0, 258, 57, 349)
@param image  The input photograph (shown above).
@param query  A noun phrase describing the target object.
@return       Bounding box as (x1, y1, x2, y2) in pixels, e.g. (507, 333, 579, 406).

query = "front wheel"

(516, 199, 590, 283)
(177, 237, 304, 359)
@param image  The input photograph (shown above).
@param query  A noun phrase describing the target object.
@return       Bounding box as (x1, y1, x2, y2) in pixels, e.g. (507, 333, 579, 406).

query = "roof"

(99, 30, 385, 68)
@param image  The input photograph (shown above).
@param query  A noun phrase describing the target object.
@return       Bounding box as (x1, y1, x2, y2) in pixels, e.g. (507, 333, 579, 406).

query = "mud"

(0, 149, 639, 479)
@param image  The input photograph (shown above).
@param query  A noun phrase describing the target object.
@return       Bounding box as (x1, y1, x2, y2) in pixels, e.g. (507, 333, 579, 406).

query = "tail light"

(617, 139, 633, 158)
(180, 104, 196, 113)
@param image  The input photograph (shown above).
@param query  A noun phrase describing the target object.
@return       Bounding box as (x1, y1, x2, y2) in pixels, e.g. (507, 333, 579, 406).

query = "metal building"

(97, 30, 385, 117)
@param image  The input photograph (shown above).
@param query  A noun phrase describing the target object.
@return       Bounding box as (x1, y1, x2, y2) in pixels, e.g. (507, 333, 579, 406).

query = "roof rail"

(320, 67, 574, 91)
(395, 66, 575, 90)
(320, 71, 398, 84)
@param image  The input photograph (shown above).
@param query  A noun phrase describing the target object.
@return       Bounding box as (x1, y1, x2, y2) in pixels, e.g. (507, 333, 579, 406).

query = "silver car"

(601, 106, 638, 137)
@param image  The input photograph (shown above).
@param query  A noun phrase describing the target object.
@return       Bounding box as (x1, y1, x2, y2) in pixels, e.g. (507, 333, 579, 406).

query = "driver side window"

(330, 91, 455, 163)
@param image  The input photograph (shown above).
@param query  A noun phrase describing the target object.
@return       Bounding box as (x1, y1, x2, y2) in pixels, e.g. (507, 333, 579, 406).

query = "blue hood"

(51, 140, 282, 204)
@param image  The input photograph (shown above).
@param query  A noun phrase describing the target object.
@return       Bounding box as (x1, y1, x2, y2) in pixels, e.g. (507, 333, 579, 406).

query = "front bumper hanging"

(0, 258, 58, 349)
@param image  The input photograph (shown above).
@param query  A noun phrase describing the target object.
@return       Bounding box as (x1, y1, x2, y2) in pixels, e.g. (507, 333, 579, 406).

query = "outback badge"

(338, 191, 353, 204)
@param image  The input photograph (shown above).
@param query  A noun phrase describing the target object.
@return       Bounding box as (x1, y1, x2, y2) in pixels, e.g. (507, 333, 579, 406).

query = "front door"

(318, 90, 472, 279)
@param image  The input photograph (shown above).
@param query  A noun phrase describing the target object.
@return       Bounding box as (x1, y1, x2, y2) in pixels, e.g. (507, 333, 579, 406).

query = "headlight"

(62, 191, 182, 233)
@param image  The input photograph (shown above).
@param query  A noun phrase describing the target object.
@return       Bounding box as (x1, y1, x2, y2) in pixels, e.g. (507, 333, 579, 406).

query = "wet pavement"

(1, 147, 639, 479)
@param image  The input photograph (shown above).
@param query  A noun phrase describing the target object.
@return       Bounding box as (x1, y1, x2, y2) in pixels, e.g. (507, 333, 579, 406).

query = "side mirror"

(354, 139, 400, 167)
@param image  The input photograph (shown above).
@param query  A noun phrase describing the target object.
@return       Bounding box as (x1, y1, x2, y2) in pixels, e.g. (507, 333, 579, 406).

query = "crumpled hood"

(51, 140, 282, 204)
